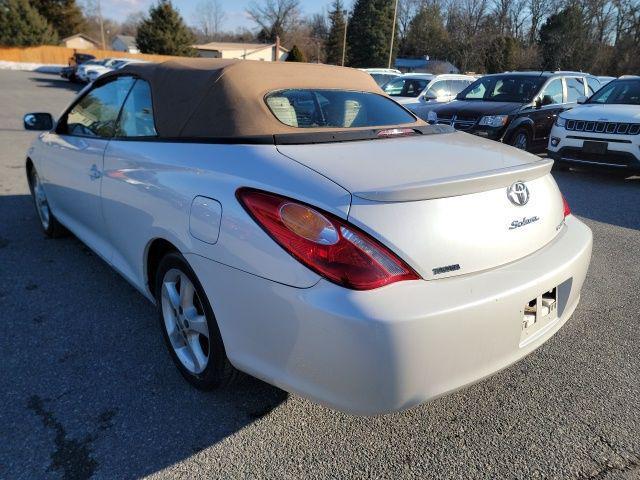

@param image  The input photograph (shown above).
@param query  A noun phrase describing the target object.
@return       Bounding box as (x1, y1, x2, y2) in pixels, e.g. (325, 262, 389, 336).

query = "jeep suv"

(429, 72, 601, 152)
(548, 76, 640, 172)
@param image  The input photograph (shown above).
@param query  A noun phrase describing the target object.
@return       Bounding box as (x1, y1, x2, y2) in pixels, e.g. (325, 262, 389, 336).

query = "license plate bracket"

(583, 140, 608, 155)
(520, 287, 558, 345)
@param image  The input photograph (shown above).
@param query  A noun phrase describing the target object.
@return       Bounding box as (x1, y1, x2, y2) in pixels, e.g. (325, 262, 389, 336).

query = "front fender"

(503, 116, 534, 142)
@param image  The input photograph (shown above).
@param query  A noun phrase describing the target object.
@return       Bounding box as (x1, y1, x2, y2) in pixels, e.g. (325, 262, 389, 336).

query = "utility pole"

(388, 0, 399, 69)
(341, 9, 348, 67)
(97, 0, 106, 50)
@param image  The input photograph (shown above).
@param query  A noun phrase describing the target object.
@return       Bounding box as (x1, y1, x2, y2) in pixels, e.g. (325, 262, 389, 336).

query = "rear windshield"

(587, 79, 640, 105)
(265, 89, 416, 128)
(458, 75, 546, 103)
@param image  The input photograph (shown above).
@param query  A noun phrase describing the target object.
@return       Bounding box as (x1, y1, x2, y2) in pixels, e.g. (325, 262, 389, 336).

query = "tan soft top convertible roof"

(103, 58, 426, 139)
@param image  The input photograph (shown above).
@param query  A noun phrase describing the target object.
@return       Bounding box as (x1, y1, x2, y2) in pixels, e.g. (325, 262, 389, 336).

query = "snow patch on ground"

(0, 61, 64, 73)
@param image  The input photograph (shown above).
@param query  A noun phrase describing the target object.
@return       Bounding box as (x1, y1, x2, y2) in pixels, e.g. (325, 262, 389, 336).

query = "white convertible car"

(23, 59, 592, 414)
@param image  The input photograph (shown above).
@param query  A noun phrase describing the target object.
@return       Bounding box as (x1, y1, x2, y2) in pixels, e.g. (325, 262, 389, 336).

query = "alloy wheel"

(513, 132, 529, 150)
(160, 268, 210, 374)
(31, 170, 51, 230)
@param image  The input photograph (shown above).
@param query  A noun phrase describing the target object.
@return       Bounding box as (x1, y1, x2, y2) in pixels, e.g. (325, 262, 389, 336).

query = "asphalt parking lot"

(0, 70, 639, 480)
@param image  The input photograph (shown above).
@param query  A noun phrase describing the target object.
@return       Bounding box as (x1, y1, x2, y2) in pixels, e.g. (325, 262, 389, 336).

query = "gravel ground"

(0, 70, 639, 480)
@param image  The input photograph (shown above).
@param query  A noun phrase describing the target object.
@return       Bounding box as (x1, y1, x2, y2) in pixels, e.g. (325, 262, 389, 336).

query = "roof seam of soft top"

(176, 60, 237, 137)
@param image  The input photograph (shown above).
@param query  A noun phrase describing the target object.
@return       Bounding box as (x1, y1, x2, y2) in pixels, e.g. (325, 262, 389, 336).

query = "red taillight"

(562, 194, 571, 218)
(236, 188, 420, 290)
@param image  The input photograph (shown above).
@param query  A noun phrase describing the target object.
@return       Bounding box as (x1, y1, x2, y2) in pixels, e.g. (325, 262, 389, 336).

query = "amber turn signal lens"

(279, 202, 339, 245)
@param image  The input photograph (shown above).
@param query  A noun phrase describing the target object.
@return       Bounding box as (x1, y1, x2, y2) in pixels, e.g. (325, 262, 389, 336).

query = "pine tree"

(136, 0, 197, 56)
(0, 0, 58, 46)
(401, 3, 448, 59)
(30, 0, 85, 39)
(285, 44, 307, 62)
(325, 0, 347, 65)
(539, 6, 590, 71)
(346, 0, 397, 68)
(484, 36, 519, 73)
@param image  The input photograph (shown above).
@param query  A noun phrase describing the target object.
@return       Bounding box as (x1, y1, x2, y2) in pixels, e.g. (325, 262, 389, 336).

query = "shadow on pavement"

(0, 193, 287, 479)
(29, 75, 83, 93)
(553, 168, 640, 230)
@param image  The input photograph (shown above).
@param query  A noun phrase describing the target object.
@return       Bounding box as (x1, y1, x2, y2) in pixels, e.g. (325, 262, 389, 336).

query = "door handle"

(89, 164, 102, 180)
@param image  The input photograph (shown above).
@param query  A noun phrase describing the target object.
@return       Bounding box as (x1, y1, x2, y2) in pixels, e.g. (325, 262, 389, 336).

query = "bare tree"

(398, 0, 422, 42)
(526, 0, 553, 44)
(247, 0, 300, 43)
(492, 0, 527, 37)
(194, 0, 226, 41)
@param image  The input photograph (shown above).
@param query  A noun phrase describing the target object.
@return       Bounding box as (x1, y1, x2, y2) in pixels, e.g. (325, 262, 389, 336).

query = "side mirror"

(534, 97, 542, 109)
(577, 95, 587, 104)
(24, 113, 53, 131)
(540, 95, 555, 106)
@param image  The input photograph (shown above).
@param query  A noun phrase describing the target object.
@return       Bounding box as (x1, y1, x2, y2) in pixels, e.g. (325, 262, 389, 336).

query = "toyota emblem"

(507, 182, 530, 206)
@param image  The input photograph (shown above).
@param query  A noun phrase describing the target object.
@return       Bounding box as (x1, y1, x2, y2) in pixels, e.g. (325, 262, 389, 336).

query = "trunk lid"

(277, 132, 565, 279)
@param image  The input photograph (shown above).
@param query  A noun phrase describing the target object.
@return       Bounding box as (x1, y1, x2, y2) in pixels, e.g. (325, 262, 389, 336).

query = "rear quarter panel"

(101, 141, 352, 294)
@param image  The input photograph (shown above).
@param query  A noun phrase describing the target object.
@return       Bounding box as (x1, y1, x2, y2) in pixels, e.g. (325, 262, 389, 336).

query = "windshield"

(383, 77, 431, 97)
(458, 75, 546, 103)
(265, 89, 416, 128)
(587, 79, 640, 105)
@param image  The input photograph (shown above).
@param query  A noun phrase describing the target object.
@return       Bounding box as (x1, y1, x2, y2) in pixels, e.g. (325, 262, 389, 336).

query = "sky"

(99, 0, 333, 32)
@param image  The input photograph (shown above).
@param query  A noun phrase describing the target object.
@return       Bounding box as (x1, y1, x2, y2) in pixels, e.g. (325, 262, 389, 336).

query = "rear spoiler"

(353, 158, 554, 202)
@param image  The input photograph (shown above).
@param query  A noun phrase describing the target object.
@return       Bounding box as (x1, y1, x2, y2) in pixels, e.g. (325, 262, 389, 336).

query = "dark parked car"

(60, 53, 96, 83)
(429, 72, 602, 152)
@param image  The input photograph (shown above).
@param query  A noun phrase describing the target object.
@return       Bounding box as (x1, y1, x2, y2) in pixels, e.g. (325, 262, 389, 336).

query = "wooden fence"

(0, 45, 179, 65)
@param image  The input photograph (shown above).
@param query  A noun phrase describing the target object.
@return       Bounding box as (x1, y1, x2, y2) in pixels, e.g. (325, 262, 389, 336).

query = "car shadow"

(29, 75, 83, 93)
(553, 168, 640, 230)
(0, 193, 288, 479)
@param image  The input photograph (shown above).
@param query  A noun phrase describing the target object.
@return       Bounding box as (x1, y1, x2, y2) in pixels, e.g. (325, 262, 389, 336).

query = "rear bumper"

(186, 215, 592, 415)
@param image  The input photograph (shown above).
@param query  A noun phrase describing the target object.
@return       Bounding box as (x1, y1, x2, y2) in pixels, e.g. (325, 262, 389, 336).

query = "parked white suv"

(86, 58, 148, 83)
(548, 76, 640, 172)
(383, 73, 476, 118)
(360, 68, 401, 87)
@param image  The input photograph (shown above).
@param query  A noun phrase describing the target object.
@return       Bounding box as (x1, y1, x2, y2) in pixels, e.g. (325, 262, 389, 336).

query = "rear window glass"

(265, 89, 416, 128)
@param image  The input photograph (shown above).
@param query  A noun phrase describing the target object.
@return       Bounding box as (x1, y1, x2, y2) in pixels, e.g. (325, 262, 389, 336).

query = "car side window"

(566, 77, 585, 102)
(62, 76, 134, 138)
(116, 79, 157, 137)
(425, 80, 450, 99)
(61, 76, 134, 138)
(539, 78, 563, 104)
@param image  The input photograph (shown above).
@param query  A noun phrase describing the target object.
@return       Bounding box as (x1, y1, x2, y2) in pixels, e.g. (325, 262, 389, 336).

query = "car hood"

(432, 100, 523, 117)
(277, 130, 549, 202)
(560, 103, 640, 122)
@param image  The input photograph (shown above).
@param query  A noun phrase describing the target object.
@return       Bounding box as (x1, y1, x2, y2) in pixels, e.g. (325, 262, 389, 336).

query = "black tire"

(155, 251, 238, 390)
(27, 166, 67, 238)
(510, 128, 531, 151)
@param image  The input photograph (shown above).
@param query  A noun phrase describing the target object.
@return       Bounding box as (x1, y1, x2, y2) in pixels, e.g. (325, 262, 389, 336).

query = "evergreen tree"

(285, 44, 307, 62)
(0, 0, 58, 46)
(346, 0, 397, 68)
(325, 0, 347, 65)
(136, 0, 197, 56)
(484, 35, 519, 73)
(401, 3, 448, 59)
(538, 6, 590, 71)
(30, 0, 85, 39)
